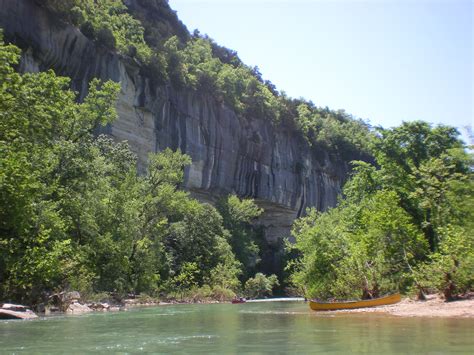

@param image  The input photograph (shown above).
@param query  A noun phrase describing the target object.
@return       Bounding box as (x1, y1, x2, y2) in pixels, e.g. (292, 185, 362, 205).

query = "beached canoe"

(309, 293, 401, 311)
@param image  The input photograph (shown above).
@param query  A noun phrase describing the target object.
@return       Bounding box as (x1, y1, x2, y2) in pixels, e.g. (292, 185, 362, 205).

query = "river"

(1, 301, 472, 353)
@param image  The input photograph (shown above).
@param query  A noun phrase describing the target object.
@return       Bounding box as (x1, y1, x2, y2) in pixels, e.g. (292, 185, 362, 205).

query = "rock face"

(0, 303, 38, 320)
(0, 0, 353, 250)
(66, 301, 93, 315)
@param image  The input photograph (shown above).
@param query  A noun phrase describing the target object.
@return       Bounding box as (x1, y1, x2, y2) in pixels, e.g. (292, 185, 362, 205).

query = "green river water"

(1, 301, 473, 353)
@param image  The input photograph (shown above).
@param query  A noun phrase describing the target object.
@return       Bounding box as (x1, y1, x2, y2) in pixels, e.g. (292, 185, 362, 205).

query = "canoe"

(309, 293, 401, 311)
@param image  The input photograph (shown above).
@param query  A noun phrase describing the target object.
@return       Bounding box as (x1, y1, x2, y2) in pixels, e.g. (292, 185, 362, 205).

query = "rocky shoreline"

(3, 294, 473, 320)
(0, 290, 225, 320)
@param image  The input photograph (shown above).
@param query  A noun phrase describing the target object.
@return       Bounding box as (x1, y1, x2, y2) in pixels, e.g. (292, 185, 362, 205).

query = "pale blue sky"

(169, 0, 473, 140)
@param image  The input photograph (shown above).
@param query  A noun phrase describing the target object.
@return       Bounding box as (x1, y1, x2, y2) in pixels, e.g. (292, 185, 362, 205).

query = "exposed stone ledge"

(0, 303, 38, 320)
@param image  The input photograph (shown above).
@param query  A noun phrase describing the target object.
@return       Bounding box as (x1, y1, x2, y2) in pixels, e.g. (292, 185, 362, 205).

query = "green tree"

(172, 261, 199, 297)
(290, 121, 472, 300)
(244, 273, 279, 298)
(217, 195, 263, 279)
(412, 176, 474, 299)
(0, 36, 245, 304)
(75, 0, 152, 61)
(371, 121, 466, 251)
(163, 36, 186, 87)
(291, 192, 427, 300)
(0, 34, 120, 302)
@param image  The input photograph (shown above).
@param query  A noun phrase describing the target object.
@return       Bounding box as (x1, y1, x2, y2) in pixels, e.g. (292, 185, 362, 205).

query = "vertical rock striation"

(0, 0, 352, 248)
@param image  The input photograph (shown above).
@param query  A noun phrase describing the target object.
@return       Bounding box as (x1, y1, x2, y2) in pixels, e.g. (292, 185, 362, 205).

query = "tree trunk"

(443, 273, 456, 301)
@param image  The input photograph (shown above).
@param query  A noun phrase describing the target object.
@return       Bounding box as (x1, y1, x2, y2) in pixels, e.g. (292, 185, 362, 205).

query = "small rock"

(88, 302, 110, 311)
(66, 301, 92, 315)
(124, 299, 137, 305)
(64, 291, 81, 302)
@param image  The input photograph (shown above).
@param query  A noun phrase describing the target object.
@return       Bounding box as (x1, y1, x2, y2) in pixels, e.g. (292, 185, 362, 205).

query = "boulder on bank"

(0, 303, 38, 320)
(66, 301, 92, 315)
(63, 291, 81, 302)
(88, 302, 110, 311)
(49, 290, 82, 307)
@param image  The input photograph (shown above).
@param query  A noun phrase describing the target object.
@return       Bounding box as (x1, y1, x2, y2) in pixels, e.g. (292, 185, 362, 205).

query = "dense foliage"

(290, 122, 473, 300)
(217, 195, 263, 280)
(244, 273, 279, 299)
(39, 0, 152, 60)
(0, 37, 273, 304)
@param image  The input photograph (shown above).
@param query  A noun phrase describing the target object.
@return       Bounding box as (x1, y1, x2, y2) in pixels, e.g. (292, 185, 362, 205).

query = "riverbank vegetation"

(0, 36, 277, 306)
(290, 122, 473, 301)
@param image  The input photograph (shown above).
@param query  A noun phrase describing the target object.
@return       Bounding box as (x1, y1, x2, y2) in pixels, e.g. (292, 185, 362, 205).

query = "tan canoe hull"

(309, 293, 401, 311)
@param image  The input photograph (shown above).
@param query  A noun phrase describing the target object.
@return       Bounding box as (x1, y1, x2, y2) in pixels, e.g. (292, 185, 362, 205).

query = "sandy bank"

(327, 294, 474, 318)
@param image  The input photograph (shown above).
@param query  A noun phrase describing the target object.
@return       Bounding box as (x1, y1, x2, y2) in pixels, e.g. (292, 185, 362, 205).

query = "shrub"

(211, 286, 236, 302)
(244, 273, 279, 298)
(141, 53, 168, 84)
(80, 21, 95, 40)
(96, 27, 116, 50)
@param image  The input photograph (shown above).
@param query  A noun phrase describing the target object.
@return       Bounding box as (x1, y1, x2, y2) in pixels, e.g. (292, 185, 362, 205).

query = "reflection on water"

(0, 302, 472, 353)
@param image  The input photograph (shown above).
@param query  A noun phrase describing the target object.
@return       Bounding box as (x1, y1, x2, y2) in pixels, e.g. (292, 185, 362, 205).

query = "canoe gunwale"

(311, 294, 398, 304)
(309, 293, 401, 311)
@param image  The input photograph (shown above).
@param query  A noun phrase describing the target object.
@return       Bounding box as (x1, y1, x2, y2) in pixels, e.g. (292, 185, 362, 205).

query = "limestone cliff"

(0, 0, 353, 251)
